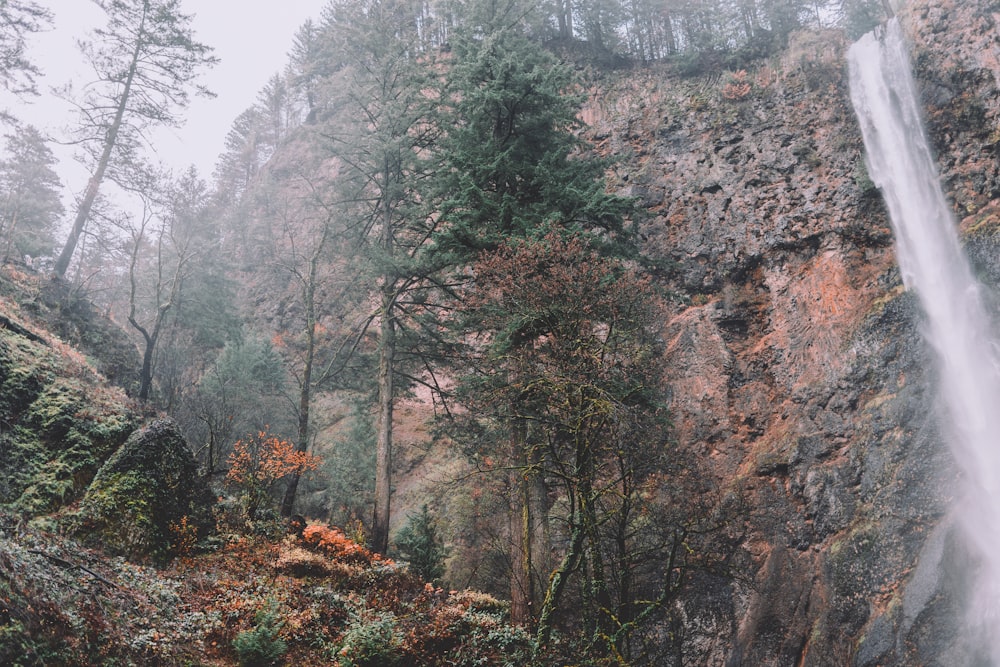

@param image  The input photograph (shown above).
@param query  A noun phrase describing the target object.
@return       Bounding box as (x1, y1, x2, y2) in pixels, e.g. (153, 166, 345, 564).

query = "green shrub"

(392, 504, 448, 584)
(337, 610, 402, 667)
(232, 606, 287, 667)
(854, 157, 878, 197)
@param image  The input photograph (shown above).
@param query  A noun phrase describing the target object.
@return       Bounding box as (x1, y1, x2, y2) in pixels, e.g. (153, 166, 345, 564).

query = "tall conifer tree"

(0, 126, 63, 260)
(430, 0, 634, 625)
(317, 0, 444, 554)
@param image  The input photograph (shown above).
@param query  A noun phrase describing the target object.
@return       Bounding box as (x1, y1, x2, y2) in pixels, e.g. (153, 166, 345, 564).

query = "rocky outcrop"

(582, 0, 1000, 663)
(0, 264, 140, 515)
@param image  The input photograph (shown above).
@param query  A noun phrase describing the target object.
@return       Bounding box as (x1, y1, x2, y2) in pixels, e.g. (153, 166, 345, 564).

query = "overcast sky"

(11, 0, 329, 200)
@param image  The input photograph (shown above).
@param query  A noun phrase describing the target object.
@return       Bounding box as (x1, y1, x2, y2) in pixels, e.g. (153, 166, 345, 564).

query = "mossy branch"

(0, 314, 47, 345)
(27, 548, 121, 590)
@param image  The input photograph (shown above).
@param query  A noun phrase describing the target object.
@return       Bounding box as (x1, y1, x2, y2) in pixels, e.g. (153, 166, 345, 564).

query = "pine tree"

(0, 1, 50, 97)
(0, 125, 63, 261)
(431, 4, 632, 256)
(315, 0, 445, 554)
(393, 504, 448, 583)
(430, 0, 634, 624)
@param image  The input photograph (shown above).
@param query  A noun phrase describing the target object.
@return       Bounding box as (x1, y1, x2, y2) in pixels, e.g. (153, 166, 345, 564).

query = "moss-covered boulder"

(74, 419, 215, 561)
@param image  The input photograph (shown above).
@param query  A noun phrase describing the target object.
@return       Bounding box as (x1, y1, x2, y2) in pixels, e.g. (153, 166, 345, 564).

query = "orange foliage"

(168, 515, 198, 557)
(300, 524, 390, 565)
(226, 430, 321, 487)
(722, 69, 751, 100)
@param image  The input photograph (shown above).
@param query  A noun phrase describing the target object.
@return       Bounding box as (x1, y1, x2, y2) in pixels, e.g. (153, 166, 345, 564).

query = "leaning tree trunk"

(53, 3, 147, 279)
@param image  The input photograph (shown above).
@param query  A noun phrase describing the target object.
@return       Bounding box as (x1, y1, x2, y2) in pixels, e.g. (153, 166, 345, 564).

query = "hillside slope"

(0, 266, 541, 665)
(0, 264, 140, 516)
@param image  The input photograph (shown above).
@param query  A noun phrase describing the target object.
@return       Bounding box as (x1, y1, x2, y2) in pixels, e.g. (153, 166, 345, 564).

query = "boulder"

(74, 419, 214, 561)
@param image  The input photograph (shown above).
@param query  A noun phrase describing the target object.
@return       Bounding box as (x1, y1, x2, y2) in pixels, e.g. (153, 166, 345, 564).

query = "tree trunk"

(535, 517, 585, 649)
(581, 485, 613, 643)
(53, 1, 148, 278)
(280, 221, 329, 518)
(562, 0, 574, 38)
(663, 11, 677, 55)
(509, 437, 532, 625)
(372, 282, 395, 554)
(137, 327, 156, 400)
(615, 487, 634, 661)
(507, 351, 535, 625)
(2, 203, 17, 262)
(528, 444, 550, 618)
(372, 155, 397, 556)
(280, 280, 316, 518)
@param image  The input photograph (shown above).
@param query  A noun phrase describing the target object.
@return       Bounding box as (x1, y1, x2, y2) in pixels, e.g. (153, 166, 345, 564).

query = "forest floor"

(0, 512, 538, 666)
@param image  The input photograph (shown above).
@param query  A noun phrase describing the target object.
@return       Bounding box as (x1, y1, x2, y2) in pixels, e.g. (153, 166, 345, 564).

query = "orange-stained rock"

(577, 0, 1000, 663)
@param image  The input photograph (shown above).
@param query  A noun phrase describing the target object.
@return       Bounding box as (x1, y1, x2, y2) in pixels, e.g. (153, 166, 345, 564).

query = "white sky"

(10, 0, 329, 201)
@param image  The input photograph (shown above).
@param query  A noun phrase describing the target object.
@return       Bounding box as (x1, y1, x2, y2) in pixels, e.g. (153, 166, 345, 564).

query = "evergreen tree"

(188, 336, 289, 476)
(393, 504, 448, 583)
(153, 167, 240, 410)
(322, 398, 376, 527)
(213, 106, 268, 205)
(430, 0, 634, 624)
(0, 0, 50, 97)
(316, 0, 445, 554)
(286, 19, 331, 124)
(0, 126, 63, 261)
(432, 3, 632, 257)
(256, 73, 301, 152)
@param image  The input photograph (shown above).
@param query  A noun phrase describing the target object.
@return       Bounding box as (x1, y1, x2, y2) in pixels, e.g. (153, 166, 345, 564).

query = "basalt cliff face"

(581, 0, 1000, 664)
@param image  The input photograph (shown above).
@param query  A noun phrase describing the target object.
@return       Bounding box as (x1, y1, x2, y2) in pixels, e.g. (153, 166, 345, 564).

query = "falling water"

(849, 18, 1000, 655)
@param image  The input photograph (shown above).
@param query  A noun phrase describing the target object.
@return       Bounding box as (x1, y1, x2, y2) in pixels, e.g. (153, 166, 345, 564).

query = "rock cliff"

(581, 0, 1000, 663)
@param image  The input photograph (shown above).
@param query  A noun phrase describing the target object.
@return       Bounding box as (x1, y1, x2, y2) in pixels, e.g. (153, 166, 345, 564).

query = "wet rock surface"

(582, 0, 1000, 663)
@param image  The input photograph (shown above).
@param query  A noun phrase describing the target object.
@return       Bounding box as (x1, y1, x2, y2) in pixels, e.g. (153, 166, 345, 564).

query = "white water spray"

(849, 19, 1000, 654)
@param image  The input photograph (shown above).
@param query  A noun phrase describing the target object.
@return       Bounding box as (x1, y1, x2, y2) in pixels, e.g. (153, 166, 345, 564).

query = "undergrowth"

(0, 514, 541, 666)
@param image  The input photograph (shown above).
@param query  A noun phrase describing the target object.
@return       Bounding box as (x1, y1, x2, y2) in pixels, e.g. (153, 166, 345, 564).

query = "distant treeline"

(298, 0, 889, 66)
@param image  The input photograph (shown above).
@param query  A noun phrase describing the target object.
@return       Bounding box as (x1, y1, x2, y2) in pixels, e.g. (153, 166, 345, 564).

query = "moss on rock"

(0, 299, 138, 515)
(73, 419, 214, 561)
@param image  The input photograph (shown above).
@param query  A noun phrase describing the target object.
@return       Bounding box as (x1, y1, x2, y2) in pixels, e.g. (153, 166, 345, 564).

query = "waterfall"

(849, 18, 1000, 654)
